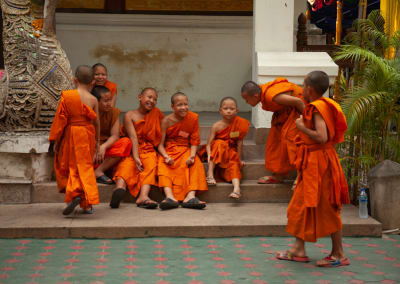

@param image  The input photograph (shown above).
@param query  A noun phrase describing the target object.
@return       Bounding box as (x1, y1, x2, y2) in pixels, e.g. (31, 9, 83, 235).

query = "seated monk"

(241, 78, 305, 184)
(92, 63, 118, 107)
(49, 65, 100, 215)
(277, 71, 350, 268)
(111, 88, 164, 209)
(91, 86, 132, 185)
(199, 97, 249, 200)
(157, 92, 207, 210)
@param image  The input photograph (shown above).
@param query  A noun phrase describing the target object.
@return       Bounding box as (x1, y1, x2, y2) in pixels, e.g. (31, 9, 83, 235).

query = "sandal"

(137, 199, 158, 209)
(63, 197, 81, 216)
(181, 197, 206, 210)
(159, 198, 179, 210)
(316, 256, 350, 267)
(109, 188, 126, 209)
(96, 175, 114, 185)
(82, 207, 94, 214)
(206, 176, 217, 186)
(276, 251, 310, 262)
(257, 176, 283, 184)
(229, 191, 241, 200)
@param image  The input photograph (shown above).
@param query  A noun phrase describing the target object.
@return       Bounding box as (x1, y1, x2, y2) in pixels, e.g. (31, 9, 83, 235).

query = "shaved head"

(305, 71, 330, 96)
(171, 92, 187, 104)
(75, 65, 94, 84)
(220, 96, 237, 108)
(91, 85, 110, 101)
(141, 87, 157, 96)
(241, 81, 261, 96)
(92, 63, 107, 71)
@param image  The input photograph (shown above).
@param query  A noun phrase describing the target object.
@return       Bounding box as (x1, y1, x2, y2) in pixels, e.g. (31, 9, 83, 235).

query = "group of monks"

(49, 64, 350, 268)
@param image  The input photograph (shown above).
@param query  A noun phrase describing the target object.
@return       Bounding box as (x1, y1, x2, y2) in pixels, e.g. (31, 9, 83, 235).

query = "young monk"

(92, 63, 118, 107)
(241, 78, 305, 184)
(91, 85, 132, 185)
(157, 92, 207, 210)
(111, 88, 163, 209)
(204, 97, 250, 199)
(277, 71, 350, 267)
(49, 65, 100, 215)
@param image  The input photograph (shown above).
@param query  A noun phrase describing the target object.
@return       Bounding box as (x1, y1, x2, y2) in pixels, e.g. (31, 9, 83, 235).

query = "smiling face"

(98, 91, 113, 113)
(93, 66, 107, 86)
(241, 91, 260, 107)
(219, 99, 238, 121)
(139, 89, 158, 111)
(171, 95, 189, 118)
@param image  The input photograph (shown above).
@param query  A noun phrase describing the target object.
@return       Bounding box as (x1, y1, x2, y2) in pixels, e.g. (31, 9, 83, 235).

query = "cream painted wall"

(56, 13, 253, 112)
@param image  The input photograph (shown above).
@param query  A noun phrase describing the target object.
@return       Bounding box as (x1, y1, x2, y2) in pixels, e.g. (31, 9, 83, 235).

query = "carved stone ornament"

(0, 0, 74, 132)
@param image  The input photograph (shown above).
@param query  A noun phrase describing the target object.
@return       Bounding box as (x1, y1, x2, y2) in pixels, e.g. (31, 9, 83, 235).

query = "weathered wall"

(55, 13, 252, 112)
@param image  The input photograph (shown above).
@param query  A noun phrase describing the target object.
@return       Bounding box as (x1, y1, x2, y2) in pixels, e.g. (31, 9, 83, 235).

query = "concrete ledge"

(0, 179, 32, 204)
(0, 203, 381, 238)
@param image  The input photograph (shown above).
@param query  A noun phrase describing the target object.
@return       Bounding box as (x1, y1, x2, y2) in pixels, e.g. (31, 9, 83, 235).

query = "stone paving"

(0, 236, 399, 284)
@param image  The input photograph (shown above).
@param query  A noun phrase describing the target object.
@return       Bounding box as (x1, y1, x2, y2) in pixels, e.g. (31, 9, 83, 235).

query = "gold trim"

(57, 0, 104, 9)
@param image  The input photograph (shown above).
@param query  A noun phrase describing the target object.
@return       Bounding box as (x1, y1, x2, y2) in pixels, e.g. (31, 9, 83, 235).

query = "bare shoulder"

(212, 120, 226, 132)
(125, 109, 143, 122)
(161, 114, 175, 128)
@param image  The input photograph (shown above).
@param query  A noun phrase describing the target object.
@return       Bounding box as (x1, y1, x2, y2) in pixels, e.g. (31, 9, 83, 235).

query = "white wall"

(56, 13, 253, 112)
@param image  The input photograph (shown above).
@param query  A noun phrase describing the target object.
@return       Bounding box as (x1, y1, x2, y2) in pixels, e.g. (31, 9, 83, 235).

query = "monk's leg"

(136, 184, 157, 205)
(229, 178, 241, 199)
(207, 161, 217, 185)
(289, 237, 307, 257)
(95, 157, 122, 178)
(163, 187, 178, 202)
(183, 190, 206, 204)
(330, 229, 345, 258)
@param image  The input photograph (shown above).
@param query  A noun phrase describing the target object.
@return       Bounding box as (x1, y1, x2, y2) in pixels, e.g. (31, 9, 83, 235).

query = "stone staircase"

(0, 112, 382, 238)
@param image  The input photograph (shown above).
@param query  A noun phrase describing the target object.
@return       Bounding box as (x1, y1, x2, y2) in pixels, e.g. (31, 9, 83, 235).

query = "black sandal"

(159, 198, 179, 210)
(96, 175, 114, 185)
(63, 197, 81, 215)
(137, 199, 158, 209)
(110, 188, 126, 208)
(181, 197, 206, 210)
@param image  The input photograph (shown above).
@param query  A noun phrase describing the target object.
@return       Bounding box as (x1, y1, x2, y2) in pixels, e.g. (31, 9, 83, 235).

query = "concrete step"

(32, 180, 293, 204)
(0, 203, 382, 238)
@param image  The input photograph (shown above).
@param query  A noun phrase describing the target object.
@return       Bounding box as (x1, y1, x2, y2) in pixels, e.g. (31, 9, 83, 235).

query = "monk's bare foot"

(136, 198, 158, 209)
(257, 175, 284, 184)
(229, 187, 241, 200)
(206, 176, 217, 186)
(287, 247, 307, 258)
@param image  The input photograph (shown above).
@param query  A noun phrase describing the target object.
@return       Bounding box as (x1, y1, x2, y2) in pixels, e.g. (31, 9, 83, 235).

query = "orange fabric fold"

(49, 90, 99, 208)
(286, 97, 349, 242)
(158, 111, 207, 201)
(114, 107, 164, 197)
(260, 78, 304, 174)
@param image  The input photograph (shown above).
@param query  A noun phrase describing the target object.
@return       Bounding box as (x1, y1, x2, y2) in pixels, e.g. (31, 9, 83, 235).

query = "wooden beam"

(105, 0, 125, 13)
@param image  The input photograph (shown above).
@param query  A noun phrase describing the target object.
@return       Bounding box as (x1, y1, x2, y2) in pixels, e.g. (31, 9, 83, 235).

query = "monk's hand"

(134, 157, 144, 172)
(295, 115, 305, 130)
(241, 161, 246, 167)
(186, 155, 195, 167)
(97, 144, 106, 163)
(53, 141, 59, 154)
(164, 155, 174, 165)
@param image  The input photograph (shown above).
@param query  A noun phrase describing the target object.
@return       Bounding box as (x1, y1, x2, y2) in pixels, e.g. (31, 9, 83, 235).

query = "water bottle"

(359, 188, 368, 219)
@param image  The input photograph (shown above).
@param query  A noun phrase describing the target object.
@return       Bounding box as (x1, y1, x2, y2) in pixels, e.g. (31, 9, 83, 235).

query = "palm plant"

(334, 10, 400, 202)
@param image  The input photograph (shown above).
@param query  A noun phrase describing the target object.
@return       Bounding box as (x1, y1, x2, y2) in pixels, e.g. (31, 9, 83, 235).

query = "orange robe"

(113, 107, 164, 197)
(286, 97, 350, 242)
(98, 107, 131, 161)
(158, 111, 208, 201)
(260, 78, 304, 174)
(49, 90, 99, 208)
(104, 80, 117, 98)
(208, 116, 250, 182)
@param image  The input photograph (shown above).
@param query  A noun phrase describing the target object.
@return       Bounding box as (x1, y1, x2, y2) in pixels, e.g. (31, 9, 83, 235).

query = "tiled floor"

(0, 236, 399, 284)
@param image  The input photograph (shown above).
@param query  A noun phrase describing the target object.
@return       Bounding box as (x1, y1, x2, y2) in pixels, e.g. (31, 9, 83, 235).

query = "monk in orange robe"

(241, 78, 305, 184)
(203, 97, 250, 199)
(93, 63, 118, 107)
(49, 65, 101, 215)
(91, 85, 132, 185)
(157, 92, 208, 210)
(277, 71, 350, 268)
(111, 88, 164, 209)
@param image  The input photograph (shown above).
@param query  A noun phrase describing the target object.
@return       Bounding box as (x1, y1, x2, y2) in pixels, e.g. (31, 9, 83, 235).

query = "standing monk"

(49, 65, 100, 215)
(241, 78, 305, 184)
(111, 88, 163, 209)
(277, 71, 350, 267)
(91, 85, 132, 185)
(157, 92, 207, 210)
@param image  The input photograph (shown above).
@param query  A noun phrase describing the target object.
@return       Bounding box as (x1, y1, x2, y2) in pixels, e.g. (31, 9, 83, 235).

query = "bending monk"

(157, 92, 207, 210)
(241, 78, 305, 184)
(49, 65, 100, 215)
(203, 97, 250, 199)
(111, 88, 163, 209)
(277, 71, 350, 268)
(91, 85, 132, 185)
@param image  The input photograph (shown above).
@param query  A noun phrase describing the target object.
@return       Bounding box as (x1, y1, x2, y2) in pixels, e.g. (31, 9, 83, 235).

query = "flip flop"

(63, 197, 81, 215)
(276, 251, 310, 263)
(257, 176, 283, 184)
(159, 198, 179, 210)
(229, 191, 241, 200)
(137, 199, 158, 209)
(206, 176, 217, 186)
(82, 207, 94, 214)
(317, 256, 350, 267)
(181, 197, 206, 210)
(110, 188, 126, 209)
(96, 175, 114, 185)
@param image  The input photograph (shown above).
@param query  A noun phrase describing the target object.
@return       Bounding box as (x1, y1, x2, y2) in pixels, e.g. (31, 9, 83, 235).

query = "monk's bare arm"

(124, 112, 143, 170)
(237, 139, 244, 163)
(206, 124, 218, 163)
(273, 92, 305, 113)
(93, 100, 101, 148)
(158, 118, 174, 165)
(102, 118, 120, 150)
(295, 113, 328, 144)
